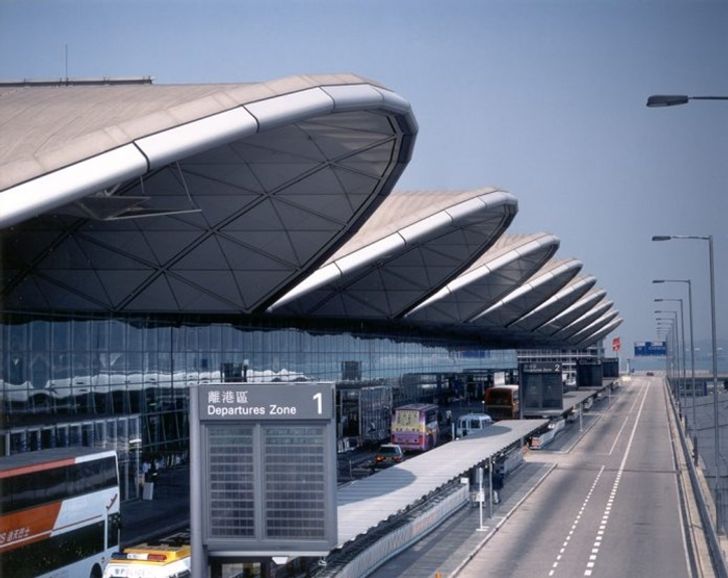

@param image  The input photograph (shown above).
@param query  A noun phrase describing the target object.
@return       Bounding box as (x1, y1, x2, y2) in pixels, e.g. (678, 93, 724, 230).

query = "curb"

(450, 462, 558, 576)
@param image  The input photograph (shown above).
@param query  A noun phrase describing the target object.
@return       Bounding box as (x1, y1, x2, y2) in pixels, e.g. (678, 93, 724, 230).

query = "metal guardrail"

(669, 379, 728, 578)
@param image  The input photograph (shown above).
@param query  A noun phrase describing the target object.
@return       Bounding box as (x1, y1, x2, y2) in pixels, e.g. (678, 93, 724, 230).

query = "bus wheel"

(90, 563, 102, 578)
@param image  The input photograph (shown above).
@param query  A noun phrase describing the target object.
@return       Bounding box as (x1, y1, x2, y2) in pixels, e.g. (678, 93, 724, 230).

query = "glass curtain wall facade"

(1, 314, 516, 496)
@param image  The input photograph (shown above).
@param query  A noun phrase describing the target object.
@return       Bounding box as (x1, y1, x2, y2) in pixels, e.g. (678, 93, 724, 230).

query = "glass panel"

(264, 425, 325, 539)
(94, 421, 106, 448)
(68, 424, 81, 446)
(30, 321, 49, 352)
(206, 424, 255, 538)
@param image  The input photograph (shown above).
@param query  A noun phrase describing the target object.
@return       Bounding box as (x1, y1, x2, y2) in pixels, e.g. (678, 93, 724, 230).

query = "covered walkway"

(337, 419, 546, 547)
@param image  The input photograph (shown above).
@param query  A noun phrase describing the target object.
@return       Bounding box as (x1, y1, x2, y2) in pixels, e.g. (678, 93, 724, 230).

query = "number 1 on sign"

(313, 392, 322, 415)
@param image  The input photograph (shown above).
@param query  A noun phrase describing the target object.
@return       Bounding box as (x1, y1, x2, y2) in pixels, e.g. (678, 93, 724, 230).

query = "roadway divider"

(530, 418, 566, 450)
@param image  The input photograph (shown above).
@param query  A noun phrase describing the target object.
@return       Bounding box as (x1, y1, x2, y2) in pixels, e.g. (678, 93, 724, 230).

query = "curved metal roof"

(0, 75, 417, 314)
(268, 188, 517, 318)
(405, 233, 559, 324)
(510, 274, 597, 332)
(566, 309, 620, 345)
(576, 317, 624, 348)
(470, 258, 582, 327)
(537, 287, 607, 336)
(0, 75, 621, 350)
(555, 300, 615, 340)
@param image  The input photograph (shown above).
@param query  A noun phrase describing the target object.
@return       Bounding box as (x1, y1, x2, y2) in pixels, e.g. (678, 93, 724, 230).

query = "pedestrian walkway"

(120, 464, 190, 546)
(367, 459, 555, 578)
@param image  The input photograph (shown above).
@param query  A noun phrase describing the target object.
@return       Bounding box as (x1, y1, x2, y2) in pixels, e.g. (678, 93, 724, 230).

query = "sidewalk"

(120, 465, 190, 546)
(367, 459, 555, 578)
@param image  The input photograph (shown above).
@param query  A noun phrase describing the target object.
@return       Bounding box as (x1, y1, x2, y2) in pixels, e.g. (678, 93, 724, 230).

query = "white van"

(456, 413, 493, 438)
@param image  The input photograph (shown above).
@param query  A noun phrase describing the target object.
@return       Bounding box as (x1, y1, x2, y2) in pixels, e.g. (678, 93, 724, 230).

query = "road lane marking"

(582, 382, 650, 577)
(608, 381, 645, 455)
(547, 465, 605, 576)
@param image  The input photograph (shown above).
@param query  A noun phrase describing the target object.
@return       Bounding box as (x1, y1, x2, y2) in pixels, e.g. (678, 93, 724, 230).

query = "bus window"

(0, 448, 120, 578)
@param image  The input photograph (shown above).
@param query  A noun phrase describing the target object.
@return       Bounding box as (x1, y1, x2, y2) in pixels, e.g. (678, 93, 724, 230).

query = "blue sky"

(1, 0, 727, 359)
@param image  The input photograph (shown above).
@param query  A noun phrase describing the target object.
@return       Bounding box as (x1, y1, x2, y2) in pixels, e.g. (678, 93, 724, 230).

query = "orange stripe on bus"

(0, 458, 76, 479)
(0, 502, 62, 552)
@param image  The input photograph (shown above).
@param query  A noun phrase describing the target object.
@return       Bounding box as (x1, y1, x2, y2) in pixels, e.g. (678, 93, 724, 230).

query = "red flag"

(612, 336, 621, 352)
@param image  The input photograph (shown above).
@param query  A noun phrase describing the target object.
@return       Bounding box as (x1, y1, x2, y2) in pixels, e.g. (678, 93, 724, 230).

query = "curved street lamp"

(646, 95, 728, 107)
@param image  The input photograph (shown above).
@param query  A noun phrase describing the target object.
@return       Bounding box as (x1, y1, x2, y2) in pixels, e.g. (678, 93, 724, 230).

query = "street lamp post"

(656, 310, 681, 407)
(648, 95, 724, 528)
(646, 94, 728, 107)
(654, 280, 697, 433)
(653, 234, 720, 530)
(656, 325, 672, 377)
(656, 298, 687, 421)
(656, 319, 678, 394)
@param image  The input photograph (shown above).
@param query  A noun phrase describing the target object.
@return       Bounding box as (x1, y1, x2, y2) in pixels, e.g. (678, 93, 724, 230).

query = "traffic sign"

(634, 341, 667, 356)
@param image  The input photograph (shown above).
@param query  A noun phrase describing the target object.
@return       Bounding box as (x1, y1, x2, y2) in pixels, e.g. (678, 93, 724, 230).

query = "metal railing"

(669, 376, 728, 576)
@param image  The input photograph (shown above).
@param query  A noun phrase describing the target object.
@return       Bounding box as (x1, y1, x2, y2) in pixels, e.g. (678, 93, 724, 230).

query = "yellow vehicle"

(103, 533, 190, 578)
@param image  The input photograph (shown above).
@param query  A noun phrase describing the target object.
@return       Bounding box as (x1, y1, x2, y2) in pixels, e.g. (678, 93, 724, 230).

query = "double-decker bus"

(391, 403, 439, 451)
(0, 448, 121, 578)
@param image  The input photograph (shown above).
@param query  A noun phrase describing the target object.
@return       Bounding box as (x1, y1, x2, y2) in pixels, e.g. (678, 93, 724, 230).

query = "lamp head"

(652, 280, 665, 284)
(646, 95, 689, 107)
(652, 235, 672, 241)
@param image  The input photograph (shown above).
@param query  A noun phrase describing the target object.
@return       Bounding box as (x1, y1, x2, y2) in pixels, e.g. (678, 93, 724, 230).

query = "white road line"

(581, 382, 650, 576)
(608, 381, 644, 455)
(547, 465, 605, 576)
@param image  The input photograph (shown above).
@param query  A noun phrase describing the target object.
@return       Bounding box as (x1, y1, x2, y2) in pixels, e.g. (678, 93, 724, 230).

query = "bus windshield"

(393, 409, 422, 431)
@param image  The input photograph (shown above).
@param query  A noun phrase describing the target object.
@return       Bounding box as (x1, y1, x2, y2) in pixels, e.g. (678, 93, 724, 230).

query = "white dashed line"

(548, 465, 605, 576)
(581, 383, 649, 577)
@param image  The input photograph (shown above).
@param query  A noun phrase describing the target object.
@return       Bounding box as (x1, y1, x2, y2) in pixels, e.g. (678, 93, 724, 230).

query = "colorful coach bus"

(391, 403, 440, 451)
(0, 447, 121, 578)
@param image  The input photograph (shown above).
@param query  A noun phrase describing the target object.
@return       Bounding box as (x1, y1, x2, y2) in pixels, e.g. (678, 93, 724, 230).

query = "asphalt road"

(458, 376, 692, 578)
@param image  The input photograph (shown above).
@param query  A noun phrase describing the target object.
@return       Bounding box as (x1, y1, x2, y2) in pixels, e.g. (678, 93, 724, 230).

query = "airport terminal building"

(0, 75, 621, 500)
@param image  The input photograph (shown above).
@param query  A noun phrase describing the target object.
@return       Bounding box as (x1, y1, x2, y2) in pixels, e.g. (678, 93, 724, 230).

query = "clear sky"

(1, 0, 727, 361)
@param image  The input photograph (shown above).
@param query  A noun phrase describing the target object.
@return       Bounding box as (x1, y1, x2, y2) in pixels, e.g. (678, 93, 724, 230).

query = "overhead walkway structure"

(335, 418, 545, 548)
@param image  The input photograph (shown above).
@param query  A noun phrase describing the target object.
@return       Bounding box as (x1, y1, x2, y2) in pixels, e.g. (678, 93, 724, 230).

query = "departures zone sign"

(190, 382, 337, 559)
(202, 383, 333, 420)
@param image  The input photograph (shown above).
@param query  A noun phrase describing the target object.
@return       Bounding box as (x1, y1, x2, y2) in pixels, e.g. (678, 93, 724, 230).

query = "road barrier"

(668, 379, 728, 578)
(315, 484, 469, 578)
